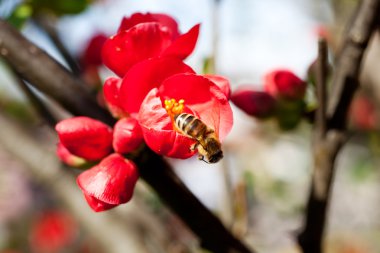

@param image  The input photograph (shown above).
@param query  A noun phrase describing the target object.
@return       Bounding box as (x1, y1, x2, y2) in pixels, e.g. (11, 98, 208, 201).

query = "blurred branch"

(315, 38, 328, 137)
(10, 66, 58, 127)
(34, 14, 81, 76)
(0, 18, 254, 253)
(297, 1, 380, 253)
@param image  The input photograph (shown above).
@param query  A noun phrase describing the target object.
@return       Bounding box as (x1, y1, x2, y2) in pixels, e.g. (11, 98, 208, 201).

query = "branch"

(0, 19, 113, 123)
(0, 18, 254, 253)
(34, 14, 81, 76)
(297, 1, 380, 252)
(10, 66, 58, 127)
(315, 38, 328, 137)
(327, 0, 380, 130)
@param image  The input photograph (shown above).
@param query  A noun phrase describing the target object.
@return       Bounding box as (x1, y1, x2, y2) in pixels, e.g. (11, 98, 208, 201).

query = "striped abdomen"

(174, 113, 209, 140)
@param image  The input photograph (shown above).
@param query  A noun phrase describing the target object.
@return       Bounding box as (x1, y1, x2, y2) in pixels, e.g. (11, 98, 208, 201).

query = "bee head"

(198, 150, 223, 163)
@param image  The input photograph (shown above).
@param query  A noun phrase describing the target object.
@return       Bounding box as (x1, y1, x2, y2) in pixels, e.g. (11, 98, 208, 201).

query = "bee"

(174, 113, 223, 163)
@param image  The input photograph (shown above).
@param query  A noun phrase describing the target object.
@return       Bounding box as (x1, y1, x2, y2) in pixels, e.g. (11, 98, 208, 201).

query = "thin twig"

(0, 18, 254, 253)
(297, 1, 380, 252)
(315, 38, 328, 137)
(10, 66, 58, 127)
(34, 14, 81, 76)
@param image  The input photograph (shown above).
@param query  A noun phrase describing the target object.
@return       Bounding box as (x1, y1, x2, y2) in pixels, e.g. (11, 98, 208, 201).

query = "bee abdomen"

(174, 113, 208, 139)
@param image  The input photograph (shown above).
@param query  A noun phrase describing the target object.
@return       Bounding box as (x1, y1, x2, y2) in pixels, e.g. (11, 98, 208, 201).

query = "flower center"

(164, 99, 185, 131)
(164, 98, 185, 119)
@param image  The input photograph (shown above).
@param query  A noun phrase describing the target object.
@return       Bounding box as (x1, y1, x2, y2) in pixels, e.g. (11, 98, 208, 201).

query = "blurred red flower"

(264, 69, 306, 100)
(231, 87, 276, 118)
(102, 12, 200, 77)
(138, 73, 233, 159)
(80, 33, 108, 69)
(29, 210, 78, 253)
(77, 153, 139, 212)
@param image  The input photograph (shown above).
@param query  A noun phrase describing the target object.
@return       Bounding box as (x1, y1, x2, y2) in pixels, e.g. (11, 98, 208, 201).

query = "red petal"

(118, 13, 180, 39)
(119, 57, 194, 114)
(113, 117, 143, 154)
(162, 24, 200, 60)
(203, 74, 231, 99)
(83, 195, 118, 212)
(77, 154, 139, 207)
(55, 117, 113, 161)
(138, 88, 196, 158)
(231, 87, 276, 118)
(56, 142, 87, 167)
(80, 33, 107, 69)
(103, 77, 128, 118)
(102, 22, 173, 77)
(264, 69, 306, 100)
(158, 73, 233, 141)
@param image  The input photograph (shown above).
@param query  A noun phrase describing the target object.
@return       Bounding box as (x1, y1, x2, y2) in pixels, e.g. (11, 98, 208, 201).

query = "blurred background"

(1, 0, 380, 252)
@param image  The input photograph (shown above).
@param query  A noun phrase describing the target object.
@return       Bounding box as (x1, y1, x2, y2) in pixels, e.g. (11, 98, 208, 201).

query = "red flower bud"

(77, 153, 139, 212)
(56, 142, 87, 167)
(231, 87, 276, 118)
(29, 210, 78, 253)
(349, 94, 377, 130)
(264, 69, 306, 100)
(113, 117, 143, 154)
(55, 117, 113, 161)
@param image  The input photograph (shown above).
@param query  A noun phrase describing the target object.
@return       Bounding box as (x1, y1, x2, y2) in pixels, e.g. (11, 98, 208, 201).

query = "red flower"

(118, 57, 195, 114)
(103, 77, 128, 118)
(138, 73, 233, 159)
(80, 33, 108, 69)
(264, 69, 306, 100)
(55, 117, 113, 161)
(29, 210, 78, 253)
(231, 87, 276, 118)
(77, 153, 139, 212)
(113, 117, 143, 154)
(118, 12, 180, 39)
(102, 12, 200, 77)
(349, 94, 378, 130)
(203, 74, 231, 99)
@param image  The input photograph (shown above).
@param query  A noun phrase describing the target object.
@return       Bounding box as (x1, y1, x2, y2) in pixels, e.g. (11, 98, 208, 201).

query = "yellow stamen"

(164, 98, 185, 121)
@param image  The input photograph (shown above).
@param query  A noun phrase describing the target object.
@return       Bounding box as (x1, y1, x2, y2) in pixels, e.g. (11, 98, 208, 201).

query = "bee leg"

(190, 142, 198, 151)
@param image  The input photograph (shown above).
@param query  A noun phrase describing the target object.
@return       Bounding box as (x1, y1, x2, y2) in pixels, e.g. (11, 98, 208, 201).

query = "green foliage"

(276, 100, 306, 130)
(6, 3, 33, 29)
(5, 0, 92, 28)
(28, 0, 90, 16)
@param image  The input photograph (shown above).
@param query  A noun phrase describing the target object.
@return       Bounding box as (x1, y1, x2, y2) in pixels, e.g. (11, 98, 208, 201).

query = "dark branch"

(0, 19, 113, 123)
(327, 0, 380, 130)
(34, 14, 81, 76)
(0, 18, 254, 253)
(297, 0, 380, 252)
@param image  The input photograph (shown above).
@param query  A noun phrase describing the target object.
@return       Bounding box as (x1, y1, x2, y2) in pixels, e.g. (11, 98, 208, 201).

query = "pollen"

(164, 98, 185, 120)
